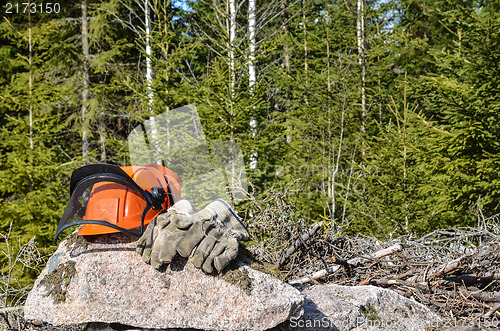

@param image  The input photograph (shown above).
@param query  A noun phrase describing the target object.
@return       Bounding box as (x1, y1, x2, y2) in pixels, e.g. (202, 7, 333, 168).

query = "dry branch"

(442, 273, 500, 286)
(408, 256, 468, 282)
(289, 244, 402, 285)
(485, 302, 500, 319)
(369, 278, 428, 291)
(291, 225, 499, 323)
(0, 306, 23, 314)
(275, 222, 323, 268)
(330, 255, 351, 272)
(457, 288, 500, 303)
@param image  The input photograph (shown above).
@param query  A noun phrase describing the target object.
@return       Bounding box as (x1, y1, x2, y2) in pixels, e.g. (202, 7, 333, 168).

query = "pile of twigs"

(243, 188, 500, 324)
(282, 218, 500, 325)
(294, 236, 498, 320)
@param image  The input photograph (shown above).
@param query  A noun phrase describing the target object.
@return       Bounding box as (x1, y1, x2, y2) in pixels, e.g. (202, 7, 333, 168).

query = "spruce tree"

(0, 1, 82, 293)
(409, 1, 500, 226)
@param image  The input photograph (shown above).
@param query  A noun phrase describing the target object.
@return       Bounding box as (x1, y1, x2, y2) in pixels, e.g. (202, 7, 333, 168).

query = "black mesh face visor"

(53, 164, 158, 244)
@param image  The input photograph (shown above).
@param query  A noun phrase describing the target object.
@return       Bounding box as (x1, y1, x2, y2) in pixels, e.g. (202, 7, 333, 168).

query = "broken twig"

(289, 244, 402, 285)
(275, 222, 323, 268)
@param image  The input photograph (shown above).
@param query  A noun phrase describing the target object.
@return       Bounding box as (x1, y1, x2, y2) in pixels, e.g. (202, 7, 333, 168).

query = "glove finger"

(201, 241, 226, 274)
(214, 246, 238, 273)
(136, 235, 147, 256)
(177, 219, 212, 258)
(190, 209, 213, 223)
(214, 236, 239, 273)
(150, 230, 170, 269)
(136, 218, 157, 261)
(169, 199, 197, 216)
(156, 212, 175, 229)
(159, 231, 185, 264)
(136, 220, 154, 255)
(167, 213, 193, 231)
(205, 199, 250, 241)
(190, 235, 218, 269)
(144, 225, 162, 262)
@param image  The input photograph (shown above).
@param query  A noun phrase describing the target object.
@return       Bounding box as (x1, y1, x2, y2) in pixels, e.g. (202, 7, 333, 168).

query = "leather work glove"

(149, 212, 193, 269)
(137, 198, 250, 274)
(136, 199, 195, 268)
(176, 198, 250, 273)
(194, 230, 240, 274)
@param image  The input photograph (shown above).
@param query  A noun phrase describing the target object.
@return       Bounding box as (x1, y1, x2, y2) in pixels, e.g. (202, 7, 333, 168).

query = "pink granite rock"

(24, 232, 303, 330)
(293, 284, 442, 331)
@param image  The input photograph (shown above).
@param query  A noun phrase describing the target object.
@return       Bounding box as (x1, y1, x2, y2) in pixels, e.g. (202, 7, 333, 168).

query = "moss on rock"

(40, 260, 77, 304)
(361, 303, 382, 322)
(218, 246, 286, 295)
(238, 245, 284, 280)
(63, 232, 78, 251)
(249, 261, 284, 281)
(221, 267, 253, 296)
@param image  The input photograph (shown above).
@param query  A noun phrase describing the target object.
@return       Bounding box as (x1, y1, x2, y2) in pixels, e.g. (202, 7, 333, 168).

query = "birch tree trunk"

(248, 0, 256, 91)
(403, 72, 409, 232)
(248, 0, 257, 169)
(302, 0, 309, 106)
(282, 0, 291, 144)
(144, 0, 162, 165)
(357, 0, 366, 140)
(98, 120, 106, 161)
(28, 1, 33, 151)
(228, 0, 236, 93)
(226, 0, 237, 145)
(82, 0, 90, 157)
(145, 0, 153, 111)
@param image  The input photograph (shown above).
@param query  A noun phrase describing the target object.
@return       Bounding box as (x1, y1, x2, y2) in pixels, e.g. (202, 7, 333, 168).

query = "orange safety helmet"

(53, 163, 182, 244)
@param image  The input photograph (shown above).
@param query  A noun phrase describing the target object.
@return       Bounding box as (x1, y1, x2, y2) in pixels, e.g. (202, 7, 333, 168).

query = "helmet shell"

(78, 164, 182, 236)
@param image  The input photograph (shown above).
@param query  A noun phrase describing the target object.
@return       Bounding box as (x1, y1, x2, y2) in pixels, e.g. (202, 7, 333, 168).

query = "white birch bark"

(281, 0, 291, 144)
(248, 0, 256, 90)
(227, 0, 236, 93)
(248, 0, 258, 169)
(28, 2, 33, 151)
(82, 0, 90, 156)
(144, 0, 162, 164)
(225, 0, 237, 150)
(145, 0, 153, 111)
(357, 0, 366, 137)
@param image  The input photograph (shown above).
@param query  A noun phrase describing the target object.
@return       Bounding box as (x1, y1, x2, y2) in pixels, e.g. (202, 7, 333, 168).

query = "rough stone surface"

(24, 232, 303, 331)
(291, 284, 442, 331)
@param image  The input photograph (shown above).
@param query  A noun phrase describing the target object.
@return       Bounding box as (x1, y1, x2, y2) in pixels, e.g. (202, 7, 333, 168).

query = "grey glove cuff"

(169, 199, 197, 216)
(205, 198, 250, 241)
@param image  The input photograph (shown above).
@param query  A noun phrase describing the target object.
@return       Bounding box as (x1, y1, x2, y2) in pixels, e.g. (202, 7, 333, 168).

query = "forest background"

(0, 0, 499, 300)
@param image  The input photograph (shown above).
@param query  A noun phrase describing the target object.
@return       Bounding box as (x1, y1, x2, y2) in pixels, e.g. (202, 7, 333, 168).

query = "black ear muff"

(151, 186, 166, 209)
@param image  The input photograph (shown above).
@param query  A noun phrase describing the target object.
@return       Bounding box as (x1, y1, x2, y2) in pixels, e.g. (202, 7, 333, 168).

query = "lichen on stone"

(63, 232, 78, 251)
(39, 260, 77, 304)
(221, 267, 252, 296)
(74, 235, 90, 250)
(238, 245, 284, 281)
(217, 245, 283, 296)
(249, 261, 284, 281)
(361, 303, 381, 322)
